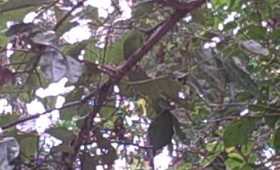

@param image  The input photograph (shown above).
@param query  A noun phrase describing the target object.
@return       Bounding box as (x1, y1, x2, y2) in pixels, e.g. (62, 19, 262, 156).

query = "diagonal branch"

(115, 7, 199, 78)
(53, 0, 86, 31)
(65, 0, 206, 168)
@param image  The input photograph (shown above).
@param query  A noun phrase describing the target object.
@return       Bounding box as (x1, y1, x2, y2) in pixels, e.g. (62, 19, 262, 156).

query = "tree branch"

(53, 0, 85, 31)
(115, 0, 206, 79)
(66, 0, 206, 168)
(0, 100, 81, 130)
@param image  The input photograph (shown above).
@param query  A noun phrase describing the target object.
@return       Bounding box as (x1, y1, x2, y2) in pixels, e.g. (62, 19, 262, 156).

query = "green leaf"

(103, 31, 144, 65)
(121, 76, 182, 109)
(0, 0, 50, 13)
(83, 40, 101, 62)
(9, 51, 37, 75)
(271, 29, 280, 44)
(245, 25, 267, 40)
(64, 40, 89, 58)
(100, 105, 116, 126)
(224, 118, 257, 147)
(0, 7, 34, 31)
(60, 88, 91, 120)
(265, 116, 279, 128)
(123, 30, 144, 60)
(273, 127, 280, 150)
(16, 133, 38, 160)
(225, 156, 244, 170)
(132, 1, 154, 18)
(148, 111, 174, 153)
(0, 33, 7, 45)
(85, 33, 128, 64)
(241, 164, 253, 170)
(241, 143, 253, 156)
(46, 127, 75, 142)
(10, 51, 28, 65)
(61, 104, 91, 121)
(202, 142, 224, 167)
(84, 34, 129, 64)
(228, 0, 237, 10)
(176, 162, 193, 170)
(0, 113, 20, 126)
(224, 57, 259, 96)
(200, 153, 221, 168)
(105, 38, 125, 64)
(212, 0, 228, 7)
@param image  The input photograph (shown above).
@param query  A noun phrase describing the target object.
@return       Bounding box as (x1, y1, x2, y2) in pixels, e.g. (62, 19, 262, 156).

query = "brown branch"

(65, 0, 206, 168)
(32, 0, 60, 22)
(0, 0, 206, 168)
(0, 1, 206, 131)
(116, 0, 206, 79)
(0, 85, 101, 130)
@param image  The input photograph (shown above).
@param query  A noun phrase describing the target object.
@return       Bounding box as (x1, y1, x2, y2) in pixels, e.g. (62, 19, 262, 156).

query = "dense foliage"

(0, 0, 280, 169)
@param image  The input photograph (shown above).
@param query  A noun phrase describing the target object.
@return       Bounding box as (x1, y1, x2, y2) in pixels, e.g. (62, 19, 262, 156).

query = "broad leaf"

(39, 48, 84, 83)
(121, 76, 182, 108)
(224, 118, 257, 147)
(245, 25, 267, 40)
(123, 30, 144, 59)
(46, 127, 75, 142)
(241, 40, 269, 56)
(225, 153, 244, 170)
(16, 133, 38, 160)
(0, 114, 19, 126)
(148, 111, 174, 153)
(60, 88, 91, 120)
(64, 40, 89, 58)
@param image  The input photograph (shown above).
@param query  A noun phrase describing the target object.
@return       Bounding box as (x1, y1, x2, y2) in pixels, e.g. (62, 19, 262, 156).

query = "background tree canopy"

(0, 0, 279, 169)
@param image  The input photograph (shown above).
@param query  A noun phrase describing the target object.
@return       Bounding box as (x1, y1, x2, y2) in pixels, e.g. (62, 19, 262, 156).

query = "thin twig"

(53, 0, 86, 31)
(1, 100, 81, 130)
